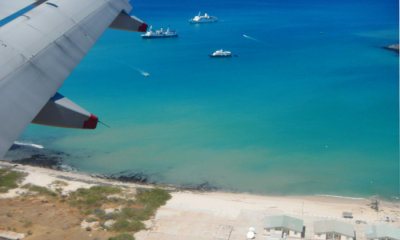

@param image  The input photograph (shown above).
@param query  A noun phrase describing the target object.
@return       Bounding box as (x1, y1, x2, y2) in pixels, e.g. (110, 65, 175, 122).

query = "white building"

(365, 225, 400, 240)
(313, 220, 355, 240)
(264, 215, 304, 239)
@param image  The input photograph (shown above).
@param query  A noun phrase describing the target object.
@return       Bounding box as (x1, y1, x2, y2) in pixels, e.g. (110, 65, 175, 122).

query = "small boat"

(189, 12, 217, 24)
(141, 26, 178, 38)
(210, 49, 232, 57)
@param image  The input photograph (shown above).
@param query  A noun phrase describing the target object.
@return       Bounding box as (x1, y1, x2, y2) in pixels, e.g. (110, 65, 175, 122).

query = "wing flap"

(32, 93, 98, 129)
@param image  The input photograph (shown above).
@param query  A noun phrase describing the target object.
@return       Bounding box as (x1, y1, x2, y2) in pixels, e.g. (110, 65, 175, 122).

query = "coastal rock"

(12, 154, 62, 169)
(7, 143, 72, 171)
(108, 172, 149, 183)
(104, 220, 116, 229)
(180, 181, 219, 192)
(80, 220, 99, 231)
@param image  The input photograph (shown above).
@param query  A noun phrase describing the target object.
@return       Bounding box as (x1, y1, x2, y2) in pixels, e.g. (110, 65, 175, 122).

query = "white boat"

(189, 12, 217, 23)
(210, 49, 232, 57)
(141, 26, 178, 38)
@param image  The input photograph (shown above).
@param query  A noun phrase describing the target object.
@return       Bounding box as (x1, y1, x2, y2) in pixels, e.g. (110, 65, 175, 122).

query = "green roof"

(314, 220, 354, 237)
(365, 225, 400, 240)
(264, 215, 304, 232)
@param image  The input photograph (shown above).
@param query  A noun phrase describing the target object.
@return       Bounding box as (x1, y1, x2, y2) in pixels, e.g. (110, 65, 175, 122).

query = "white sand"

(1, 162, 399, 240)
(134, 191, 400, 240)
(0, 161, 154, 196)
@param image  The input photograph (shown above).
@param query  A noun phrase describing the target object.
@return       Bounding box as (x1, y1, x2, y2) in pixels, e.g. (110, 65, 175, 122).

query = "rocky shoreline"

(4, 143, 222, 193)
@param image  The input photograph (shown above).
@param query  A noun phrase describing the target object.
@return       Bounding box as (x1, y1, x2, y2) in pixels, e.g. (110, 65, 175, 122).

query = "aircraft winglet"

(32, 93, 98, 129)
(109, 12, 148, 32)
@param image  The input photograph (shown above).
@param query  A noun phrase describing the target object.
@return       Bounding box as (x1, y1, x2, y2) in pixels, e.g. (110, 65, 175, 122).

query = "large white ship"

(141, 26, 178, 38)
(189, 12, 218, 24)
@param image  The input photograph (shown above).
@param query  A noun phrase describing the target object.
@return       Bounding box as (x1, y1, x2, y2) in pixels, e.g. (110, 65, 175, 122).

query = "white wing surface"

(0, 0, 40, 21)
(0, 0, 147, 157)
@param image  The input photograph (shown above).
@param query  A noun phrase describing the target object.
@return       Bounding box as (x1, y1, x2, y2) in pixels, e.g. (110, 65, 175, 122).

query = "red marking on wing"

(83, 114, 98, 129)
(138, 22, 148, 32)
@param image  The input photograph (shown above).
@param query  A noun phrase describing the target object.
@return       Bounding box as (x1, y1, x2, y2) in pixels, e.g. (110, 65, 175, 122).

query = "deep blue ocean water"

(9, 0, 399, 198)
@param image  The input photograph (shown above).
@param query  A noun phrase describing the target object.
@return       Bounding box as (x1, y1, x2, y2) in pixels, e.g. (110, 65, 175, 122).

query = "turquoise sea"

(8, 0, 399, 198)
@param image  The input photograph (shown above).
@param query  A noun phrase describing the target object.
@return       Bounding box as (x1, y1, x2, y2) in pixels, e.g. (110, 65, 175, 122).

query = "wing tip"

(83, 114, 98, 129)
(138, 22, 148, 32)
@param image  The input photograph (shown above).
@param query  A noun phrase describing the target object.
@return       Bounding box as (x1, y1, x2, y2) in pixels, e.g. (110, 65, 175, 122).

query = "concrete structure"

(313, 220, 355, 240)
(264, 215, 304, 239)
(365, 225, 400, 240)
(0, 230, 26, 240)
(342, 212, 353, 219)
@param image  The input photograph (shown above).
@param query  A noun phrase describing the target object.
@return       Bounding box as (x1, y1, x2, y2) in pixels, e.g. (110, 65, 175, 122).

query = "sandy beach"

(0, 161, 399, 240)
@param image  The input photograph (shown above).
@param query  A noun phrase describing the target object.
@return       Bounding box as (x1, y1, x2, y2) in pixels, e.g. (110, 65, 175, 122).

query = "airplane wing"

(0, 0, 147, 157)
(0, 0, 42, 21)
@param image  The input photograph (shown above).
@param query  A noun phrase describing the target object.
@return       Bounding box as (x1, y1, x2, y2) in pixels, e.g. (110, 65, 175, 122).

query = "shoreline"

(6, 142, 399, 201)
(0, 160, 400, 204)
(0, 160, 397, 202)
(1, 160, 400, 240)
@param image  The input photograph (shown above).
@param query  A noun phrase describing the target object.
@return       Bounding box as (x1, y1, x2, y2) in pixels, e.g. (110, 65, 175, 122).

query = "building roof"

(365, 225, 400, 240)
(264, 215, 304, 232)
(342, 212, 353, 218)
(314, 220, 354, 237)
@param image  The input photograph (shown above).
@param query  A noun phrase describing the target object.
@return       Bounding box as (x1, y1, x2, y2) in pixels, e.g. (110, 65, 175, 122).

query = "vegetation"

(22, 184, 57, 197)
(136, 188, 171, 210)
(76, 187, 172, 232)
(0, 168, 171, 236)
(109, 188, 171, 232)
(51, 180, 68, 186)
(112, 218, 144, 232)
(69, 186, 122, 213)
(0, 168, 27, 193)
(109, 233, 135, 240)
(22, 220, 33, 228)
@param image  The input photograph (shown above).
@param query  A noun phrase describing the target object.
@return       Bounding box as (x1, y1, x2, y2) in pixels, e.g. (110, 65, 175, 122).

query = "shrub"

(136, 188, 171, 209)
(121, 207, 152, 221)
(52, 180, 68, 186)
(112, 218, 144, 232)
(22, 184, 57, 197)
(109, 233, 135, 240)
(23, 220, 32, 228)
(92, 208, 106, 218)
(0, 168, 26, 193)
(68, 186, 121, 213)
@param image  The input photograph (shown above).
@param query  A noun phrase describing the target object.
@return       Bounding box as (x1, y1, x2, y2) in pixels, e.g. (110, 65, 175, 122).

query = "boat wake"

(13, 141, 44, 149)
(123, 64, 150, 77)
(243, 34, 263, 43)
(136, 68, 150, 77)
(109, 59, 149, 77)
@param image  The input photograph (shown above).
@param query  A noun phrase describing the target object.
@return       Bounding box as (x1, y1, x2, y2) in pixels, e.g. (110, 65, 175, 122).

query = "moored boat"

(141, 26, 178, 38)
(189, 12, 217, 24)
(210, 49, 232, 57)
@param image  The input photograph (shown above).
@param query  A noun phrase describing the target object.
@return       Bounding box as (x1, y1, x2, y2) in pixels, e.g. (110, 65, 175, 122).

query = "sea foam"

(14, 141, 44, 149)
